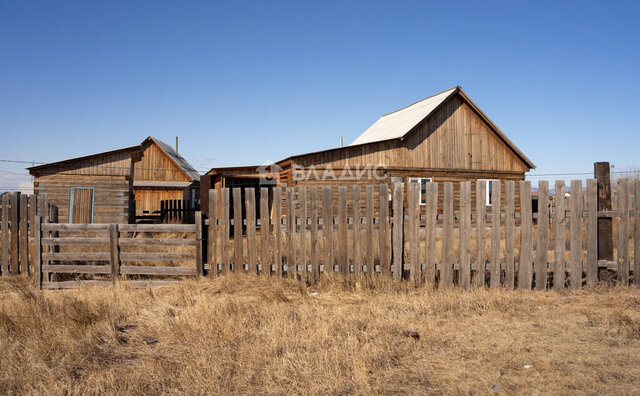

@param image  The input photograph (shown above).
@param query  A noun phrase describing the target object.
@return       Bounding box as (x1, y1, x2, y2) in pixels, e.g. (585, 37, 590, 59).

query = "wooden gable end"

(292, 93, 529, 173)
(134, 140, 191, 182)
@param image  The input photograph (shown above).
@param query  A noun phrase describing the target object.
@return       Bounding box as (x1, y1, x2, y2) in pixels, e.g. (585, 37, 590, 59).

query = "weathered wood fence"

(0, 192, 44, 276)
(2, 178, 640, 290)
(204, 179, 639, 289)
(33, 219, 203, 289)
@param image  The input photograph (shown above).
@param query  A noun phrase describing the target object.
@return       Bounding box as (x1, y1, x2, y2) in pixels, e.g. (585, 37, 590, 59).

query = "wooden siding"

(291, 93, 529, 173)
(134, 188, 185, 212)
(34, 174, 130, 224)
(30, 150, 135, 177)
(134, 141, 191, 182)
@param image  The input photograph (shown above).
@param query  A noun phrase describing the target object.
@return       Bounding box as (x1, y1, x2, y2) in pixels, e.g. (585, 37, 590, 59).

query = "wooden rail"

(33, 221, 202, 289)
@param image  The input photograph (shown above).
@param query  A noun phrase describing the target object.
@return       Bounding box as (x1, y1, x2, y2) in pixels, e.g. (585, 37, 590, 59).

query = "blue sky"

(1, 0, 639, 191)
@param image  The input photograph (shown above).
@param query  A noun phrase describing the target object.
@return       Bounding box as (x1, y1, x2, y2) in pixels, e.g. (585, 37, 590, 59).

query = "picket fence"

(2, 178, 639, 290)
(205, 179, 638, 289)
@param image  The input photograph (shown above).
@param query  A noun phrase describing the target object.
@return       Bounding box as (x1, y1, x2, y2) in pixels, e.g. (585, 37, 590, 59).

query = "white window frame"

(408, 177, 432, 205)
(479, 179, 499, 206)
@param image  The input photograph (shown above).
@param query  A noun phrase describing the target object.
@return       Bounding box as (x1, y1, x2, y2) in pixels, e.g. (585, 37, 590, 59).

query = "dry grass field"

(1, 274, 639, 394)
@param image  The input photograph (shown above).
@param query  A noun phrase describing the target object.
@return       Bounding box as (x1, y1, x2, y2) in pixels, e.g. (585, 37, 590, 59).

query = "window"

(479, 179, 499, 206)
(408, 177, 432, 205)
(69, 187, 95, 224)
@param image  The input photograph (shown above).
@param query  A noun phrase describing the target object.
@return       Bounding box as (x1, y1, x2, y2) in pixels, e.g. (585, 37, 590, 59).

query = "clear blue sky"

(1, 0, 639, 191)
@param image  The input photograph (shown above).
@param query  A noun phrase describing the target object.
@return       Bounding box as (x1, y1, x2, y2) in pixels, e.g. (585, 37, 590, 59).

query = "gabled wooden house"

(28, 146, 141, 224)
(203, 86, 534, 213)
(133, 136, 200, 216)
(28, 136, 200, 224)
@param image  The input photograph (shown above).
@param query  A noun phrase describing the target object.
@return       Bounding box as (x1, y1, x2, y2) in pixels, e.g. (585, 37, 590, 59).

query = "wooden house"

(28, 146, 141, 224)
(28, 136, 200, 224)
(202, 86, 535, 212)
(133, 136, 200, 217)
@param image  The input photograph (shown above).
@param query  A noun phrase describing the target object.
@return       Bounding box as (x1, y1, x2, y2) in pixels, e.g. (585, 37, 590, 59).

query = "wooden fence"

(204, 179, 639, 289)
(2, 178, 640, 290)
(33, 218, 203, 289)
(0, 192, 44, 276)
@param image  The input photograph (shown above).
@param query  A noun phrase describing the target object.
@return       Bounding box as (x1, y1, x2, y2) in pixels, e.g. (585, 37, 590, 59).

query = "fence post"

(1, 194, 8, 275)
(392, 182, 404, 282)
(10, 192, 20, 274)
(20, 195, 28, 275)
(595, 162, 613, 262)
(33, 215, 42, 289)
(208, 190, 218, 276)
(195, 211, 203, 276)
(109, 224, 120, 284)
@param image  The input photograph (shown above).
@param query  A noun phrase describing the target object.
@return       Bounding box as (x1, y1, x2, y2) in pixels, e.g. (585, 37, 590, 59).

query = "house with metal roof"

(28, 137, 199, 224)
(202, 86, 535, 213)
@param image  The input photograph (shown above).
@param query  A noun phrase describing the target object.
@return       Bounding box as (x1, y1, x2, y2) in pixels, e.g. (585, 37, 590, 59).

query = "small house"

(28, 136, 200, 223)
(202, 86, 535, 213)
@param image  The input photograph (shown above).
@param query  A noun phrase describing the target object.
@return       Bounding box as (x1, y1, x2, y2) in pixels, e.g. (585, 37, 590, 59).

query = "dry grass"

(1, 275, 640, 394)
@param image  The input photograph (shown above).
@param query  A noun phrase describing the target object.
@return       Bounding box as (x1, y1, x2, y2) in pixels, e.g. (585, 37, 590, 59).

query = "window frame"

(479, 179, 499, 206)
(408, 177, 433, 205)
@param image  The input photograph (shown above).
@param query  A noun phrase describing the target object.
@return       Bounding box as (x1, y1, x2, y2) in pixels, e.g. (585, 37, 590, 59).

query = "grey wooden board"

(535, 181, 549, 290)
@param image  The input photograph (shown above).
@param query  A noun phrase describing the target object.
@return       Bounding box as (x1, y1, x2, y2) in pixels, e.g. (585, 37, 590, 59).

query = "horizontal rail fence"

(34, 219, 203, 289)
(205, 179, 639, 289)
(158, 199, 200, 224)
(0, 192, 45, 276)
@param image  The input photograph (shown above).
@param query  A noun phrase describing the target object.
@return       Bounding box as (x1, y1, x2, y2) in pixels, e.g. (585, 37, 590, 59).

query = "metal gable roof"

(144, 137, 201, 181)
(350, 87, 458, 146)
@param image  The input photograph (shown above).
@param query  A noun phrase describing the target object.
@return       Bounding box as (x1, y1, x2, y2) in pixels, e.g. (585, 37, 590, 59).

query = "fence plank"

(338, 186, 348, 276)
(118, 238, 196, 247)
(260, 188, 269, 275)
(365, 185, 374, 276)
(535, 181, 549, 290)
(353, 186, 362, 278)
(195, 211, 203, 276)
(34, 215, 41, 288)
(408, 182, 420, 284)
(490, 181, 501, 288)
(617, 178, 630, 284)
(119, 252, 195, 261)
(310, 187, 319, 282)
(286, 187, 296, 278)
(233, 188, 243, 272)
(299, 187, 308, 283)
(221, 188, 230, 274)
(635, 180, 640, 289)
(110, 224, 120, 284)
(43, 265, 112, 274)
(505, 181, 516, 289)
(586, 179, 598, 286)
(1, 194, 7, 275)
(245, 188, 257, 274)
(392, 182, 404, 282)
(209, 189, 218, 275)
(120, 266, 197, 276)
(20, 195, 28, 274)
(441, 182, 454, 287)
(322, 187, 333, 274)
(554, 180, 566, 290)
(519, 181, 533, 290)
(570, 180, 583, 289)
(475, 180, 486, 286)
(424, 182, 438, 287)
(459, 182, 471, 288)
(10, 193, 19, 274)
(28, 195, 37, 273)
(379, 183, 390, 276)
(273, 187, 282, 275)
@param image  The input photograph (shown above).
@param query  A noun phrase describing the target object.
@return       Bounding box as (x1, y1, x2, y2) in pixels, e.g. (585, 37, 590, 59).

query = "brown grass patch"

(1, 275, 640, 394)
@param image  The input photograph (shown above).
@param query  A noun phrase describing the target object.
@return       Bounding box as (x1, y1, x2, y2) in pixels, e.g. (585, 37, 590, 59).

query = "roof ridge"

(378, 86, 459, 118)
